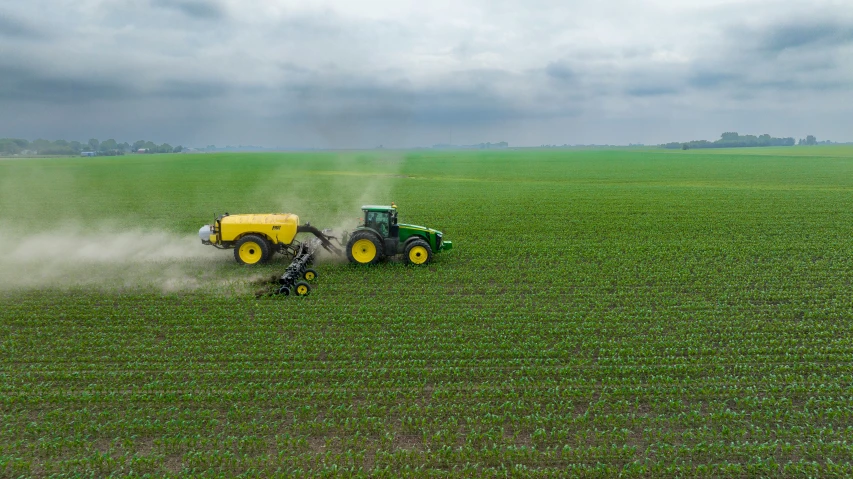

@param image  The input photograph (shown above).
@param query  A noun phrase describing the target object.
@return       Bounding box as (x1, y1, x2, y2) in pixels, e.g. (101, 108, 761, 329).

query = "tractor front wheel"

(234, 235, 270, 265)
(346, 231, 383, 265)
(405, 239, 432, 265)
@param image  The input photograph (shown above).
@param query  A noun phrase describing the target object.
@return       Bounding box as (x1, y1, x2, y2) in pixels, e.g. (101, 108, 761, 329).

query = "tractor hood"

(398, 223, 441, 235)
(398, 224, 453, 252)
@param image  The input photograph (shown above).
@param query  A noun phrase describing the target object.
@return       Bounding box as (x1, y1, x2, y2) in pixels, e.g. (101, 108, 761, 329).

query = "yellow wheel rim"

(408, 245, 429, 264)
(238, 241, 263, 264)
(297, 284, 309, 295)
(305, 271, 315, 281)
(351, 239, 377, 263)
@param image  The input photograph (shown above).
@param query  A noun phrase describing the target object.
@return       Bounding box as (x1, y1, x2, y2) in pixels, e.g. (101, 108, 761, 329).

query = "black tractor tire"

(303, 268, 318, 281)
(404, 238, 433, 265)
(293, 281, 311, 296)
(346, 231, 383, 265)
(234, 235, 271, 265)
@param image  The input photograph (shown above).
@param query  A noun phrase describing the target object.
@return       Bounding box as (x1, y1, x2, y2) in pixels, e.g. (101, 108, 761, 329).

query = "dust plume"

(0, 224, 246, 293)
(247, 150, 407, 249)
(291, 151, 404, 226)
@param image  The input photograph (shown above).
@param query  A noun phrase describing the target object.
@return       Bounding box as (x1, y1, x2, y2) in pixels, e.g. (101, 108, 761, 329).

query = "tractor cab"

(361, 204, 398, 239)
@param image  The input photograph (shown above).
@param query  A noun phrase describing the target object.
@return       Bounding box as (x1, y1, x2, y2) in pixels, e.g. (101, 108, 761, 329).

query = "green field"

(2, 147, 853, 477)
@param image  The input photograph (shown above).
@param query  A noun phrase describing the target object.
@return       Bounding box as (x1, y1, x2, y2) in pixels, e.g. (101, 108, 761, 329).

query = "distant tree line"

(431, 141, 509, 149)
(477, 142, 508, 149)
(794, 135, 837, 146)
(0, 138, 183, 156)
(662, 132, 796, 150)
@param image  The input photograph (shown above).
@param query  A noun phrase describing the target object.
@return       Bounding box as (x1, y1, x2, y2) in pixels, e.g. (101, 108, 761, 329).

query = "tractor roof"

(361, 205, 396, 212)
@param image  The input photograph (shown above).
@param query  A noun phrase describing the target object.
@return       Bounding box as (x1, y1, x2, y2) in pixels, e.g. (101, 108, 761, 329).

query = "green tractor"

(345, 204, 452, 265)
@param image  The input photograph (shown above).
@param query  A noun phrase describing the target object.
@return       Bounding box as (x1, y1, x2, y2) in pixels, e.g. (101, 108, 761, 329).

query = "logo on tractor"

(272, 226, 281, 230)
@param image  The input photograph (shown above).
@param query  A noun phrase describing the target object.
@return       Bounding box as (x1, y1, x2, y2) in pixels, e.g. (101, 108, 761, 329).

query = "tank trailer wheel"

(304, 268, 318, 281)
(294, 281, 311, 296)
(346, 231, 383, 265)
(405, 239, 432, 265)
(234, 235, 270, 265)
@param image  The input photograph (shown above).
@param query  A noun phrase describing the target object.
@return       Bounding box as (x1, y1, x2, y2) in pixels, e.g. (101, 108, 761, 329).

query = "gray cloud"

(0, 65, 131, 103)
(750, 78, 850, 92)
(0, 63, 236, 105)
(0, 13, 45, 39)
(151, 0, 226, 20)
(545, 61, 576, 82)
(688, 72, 741, 89)
(284, 72, 528, 125)
(759, 20, 853, 52)
(626, 86, 680, 97)
(678, 15, 853, 100)
(155, 79, 232, 99)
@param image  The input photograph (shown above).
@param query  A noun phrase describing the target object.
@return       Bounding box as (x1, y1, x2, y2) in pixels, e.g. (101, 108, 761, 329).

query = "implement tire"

(346, 231, 383, 265)
(234, 235, 270, 265)
(294, 281, 311, 296)
(405, 239, 432, 265)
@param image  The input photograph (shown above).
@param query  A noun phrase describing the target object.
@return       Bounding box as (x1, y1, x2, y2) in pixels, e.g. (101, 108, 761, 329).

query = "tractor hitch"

(296, 225, 344, 256)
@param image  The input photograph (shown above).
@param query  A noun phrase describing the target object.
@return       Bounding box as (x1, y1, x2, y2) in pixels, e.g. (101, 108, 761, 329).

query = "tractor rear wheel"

(234, 235, 270, 265)
(346, 231, 383, 265)
(405, 239, 432, 265)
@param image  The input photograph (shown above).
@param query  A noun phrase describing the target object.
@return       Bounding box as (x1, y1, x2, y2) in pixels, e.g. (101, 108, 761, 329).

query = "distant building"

(81, 151, 96, 157)
(137, 148, 148, 153)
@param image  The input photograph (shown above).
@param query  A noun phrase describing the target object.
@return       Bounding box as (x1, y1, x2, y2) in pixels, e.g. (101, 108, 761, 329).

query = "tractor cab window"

(365, 211, 390, 237)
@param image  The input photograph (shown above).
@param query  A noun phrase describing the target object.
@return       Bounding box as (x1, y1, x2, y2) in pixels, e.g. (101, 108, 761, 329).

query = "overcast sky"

(0, 0, 851, 147)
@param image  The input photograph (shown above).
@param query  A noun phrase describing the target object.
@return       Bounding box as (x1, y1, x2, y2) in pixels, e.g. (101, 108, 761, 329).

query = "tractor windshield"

(365, 211, 390, 237)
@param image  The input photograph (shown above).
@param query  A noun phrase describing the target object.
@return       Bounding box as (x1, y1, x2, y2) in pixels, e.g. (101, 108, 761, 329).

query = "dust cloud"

(0, 225, 243, 293)
(0, 151, 409, 294)
(295, 152, 403, 227)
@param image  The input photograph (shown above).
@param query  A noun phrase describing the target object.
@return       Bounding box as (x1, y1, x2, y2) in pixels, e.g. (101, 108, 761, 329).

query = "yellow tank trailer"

(199, 213, 341, 265)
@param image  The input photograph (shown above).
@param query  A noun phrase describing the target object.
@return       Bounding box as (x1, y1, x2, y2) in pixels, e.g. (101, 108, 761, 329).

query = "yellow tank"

(199, 212, 341, 265)
(204, 213, 299, 246)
